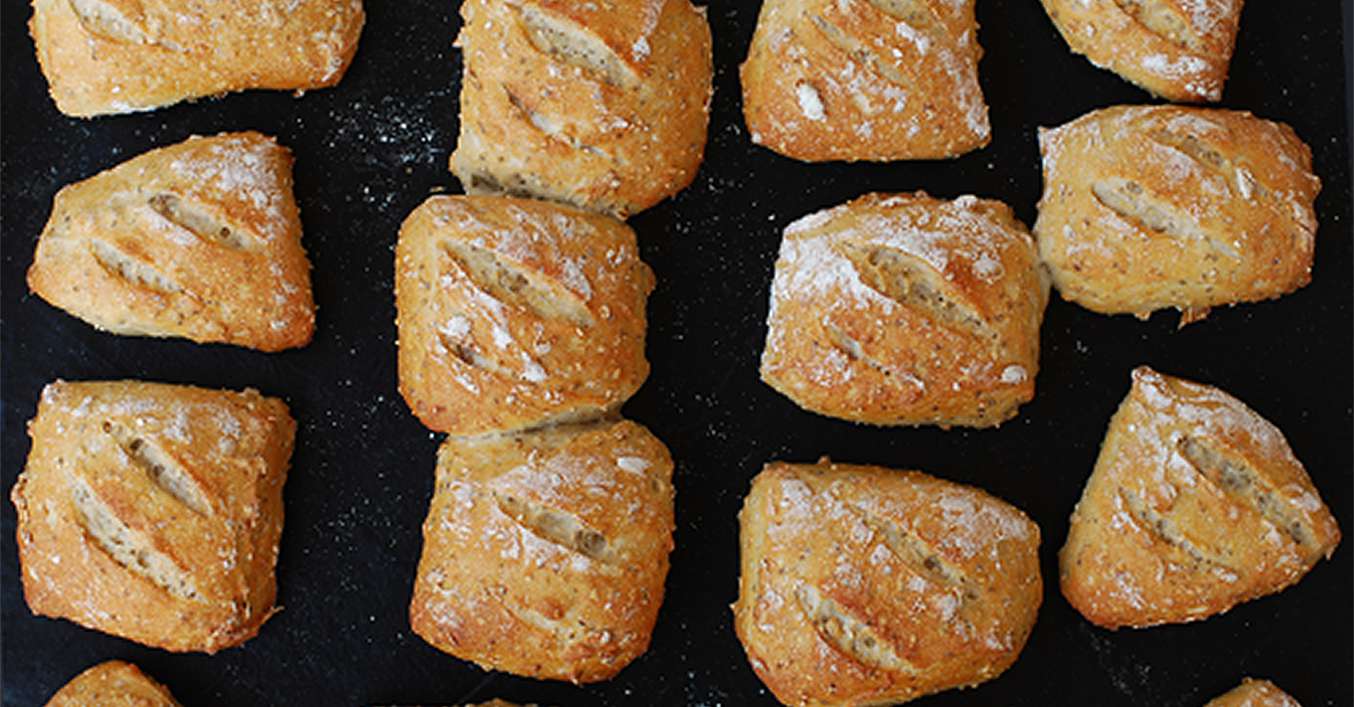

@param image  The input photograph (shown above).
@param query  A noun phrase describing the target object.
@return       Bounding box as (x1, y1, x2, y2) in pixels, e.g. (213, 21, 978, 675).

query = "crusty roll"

(395, 195, 654, 436)
(1205, 678, 1302, 707)
(45, 660, 180, 707)
(740, 0, 990, 161)
(28, 131, 316, 352)
(12, 380, 295, 653)
(450, 0, 713, 217)
(1060, 367, 1341, 629)
(409, 419, 676, 683)
(1040, 0, 1243, 103)
(30, 0, 364, 117)
(734, 460, 1042, 706)
(1034, 105, 1320, 326)
(761, 192, 1049, 428)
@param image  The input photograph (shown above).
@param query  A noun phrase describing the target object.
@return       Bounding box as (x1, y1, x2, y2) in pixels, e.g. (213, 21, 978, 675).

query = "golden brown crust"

(1060, 367, 1341, 629)
(395, 195, 654, 436)
(1040, 0, 1242, 102)
(27, 132, 315, 352)
(451, 0, 712, 217)
(740, 0, 990, 161)
(30, 0, 365, 117)
(760, 192, 1049, 428)
(1034, 105, 1320, 326)
(45, 660, 181, 707)
(1205, 678, 1302, 707)
(12, 379, 295, 653)
(409, 419, 676, 683)
(734, 461, 1042, 706)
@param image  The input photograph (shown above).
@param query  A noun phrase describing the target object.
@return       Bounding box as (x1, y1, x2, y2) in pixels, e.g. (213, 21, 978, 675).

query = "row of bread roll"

(739, 0, 1248, 163)
(760, 104, 1319, 428)
(733, 366, 1338, 705)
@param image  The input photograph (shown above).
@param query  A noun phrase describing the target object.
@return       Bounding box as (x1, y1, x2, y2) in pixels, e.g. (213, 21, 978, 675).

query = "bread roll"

(30, 0, 364, 117)
(1040, 0, 1243, 102)
(1060, 367, 1341, 629)
(395, 195, 653, 436)
(740, 0, 990, 161)
(45, 660, 180, 707)
(1205, 678, 1302, 707)
(734, 460, 1042, 706)
(1034, 105, 1320, 326)
(409, 419, 675, 683)
(450, 0, 712, 217)
(12, 380, 295, 653)
(28, 132, 315, 352)
(761, 192, 1049, 428)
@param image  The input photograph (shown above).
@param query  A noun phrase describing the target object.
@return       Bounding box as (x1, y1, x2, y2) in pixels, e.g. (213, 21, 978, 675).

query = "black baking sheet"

(2, 0, 1351, 705)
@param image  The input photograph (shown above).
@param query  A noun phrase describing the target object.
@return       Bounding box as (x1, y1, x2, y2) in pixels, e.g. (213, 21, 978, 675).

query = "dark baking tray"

(3, 0, 1351, 704)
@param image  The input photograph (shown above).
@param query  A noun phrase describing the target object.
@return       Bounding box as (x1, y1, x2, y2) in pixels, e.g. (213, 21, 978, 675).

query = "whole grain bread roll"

(30, 0, 365, 117)
(761, 192, 1049, 428)
(450, 0, 713, 217)
(1060, 367, 1341, 629)
(12, 380, 295, 653)
(740, 0, 990, 161)
(1034, 105, 1320, 326)
(409, 419, 675, 683)
(734, 460, 1042, 706)
(28, 131, 316, 351)
(395, 195, 653, 436)
(45, 660, 181, 707)
(1040, 0, 1243, 103)
(1205, 678, 1302, 707)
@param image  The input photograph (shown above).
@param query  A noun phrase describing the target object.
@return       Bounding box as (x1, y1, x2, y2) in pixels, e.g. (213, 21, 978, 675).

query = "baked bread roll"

(1040, 0, 1243, 103)
(409, 419, 675, 683)
(734, 460, 1042, 706)
(761, 192, 1049, 428)
(12, 379, 295, 653)
(31, 0, 364, 117)
(450, 0, 712, 217)
(1034, 105, 1320, 326)
(45, 660, 181, 707)
(740, 0, 990, 161)
(1060, 367, 1341, 629)
(396, 195, 653, 436)
(28, 131, 315, 351)
(1205, 679, 1301, 707)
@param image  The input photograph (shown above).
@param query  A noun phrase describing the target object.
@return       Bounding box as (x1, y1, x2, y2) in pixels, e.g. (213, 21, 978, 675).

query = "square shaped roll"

(740, 0, 990, 161)
(1060, 367, 1340, 629)
(11, 380, 295, 653)
(45, 661, 180, 707)
(409, 419, 676, 683)
(1034, 105, 1320, 326)
(31, 0, 365, 117)
(761, 192, 1049, 428)
(451, 0, 713, 217)
(28, 132, 316, 352)
(735, 461, 1042, 706)
(395, 195, 654, 436)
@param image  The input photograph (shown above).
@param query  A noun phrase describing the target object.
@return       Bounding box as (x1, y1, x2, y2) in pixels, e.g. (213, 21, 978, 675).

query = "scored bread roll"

(1034, 105, 1321, 326)
(1060, 367, 1341, 629)
(761, 192, 1049, 428)
(409, 419, 676, 683)
(1040, 0, 1243, 103)
(734, 460, 1042, 706)
(30, 0, 365, 117)
(1205, 678, 1302, 707)
(740, 0, 990, 161)
(28, 131, 316, 352)
(451, 0, 713, 217)
(45, 661, 181, 707)
(395, 195, 653, 436)
(12, 380, 295, 653)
